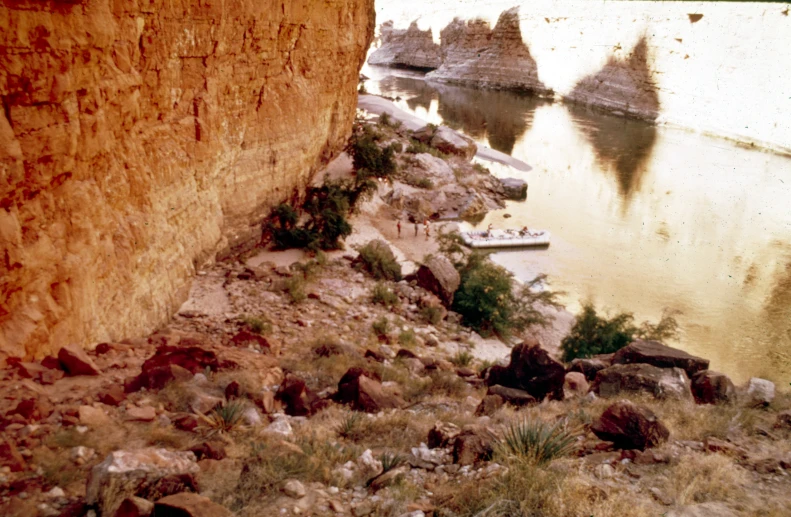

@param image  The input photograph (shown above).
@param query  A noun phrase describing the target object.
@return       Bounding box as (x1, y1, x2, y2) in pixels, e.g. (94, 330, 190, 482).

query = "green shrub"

(241, 316, 271, 335)
(419, 305, 443, 325)
(406, 140, 431, 154)
(372, 316, 390, 337)
(452, 253, 558, 338)
(348, 126, 397, 178)
(498, 419, 578, 466)
(355, 240, 402, 281)
(450, 350, 474, 368)
(473, 162, 490, 174)
(560, 303, 681, 361)
(285, 276, 306, 304)
(398, 328, 417, 347)
(372, 283, 399, 307)
(378, 451, 405, 473)
(200, 400, 248, 435)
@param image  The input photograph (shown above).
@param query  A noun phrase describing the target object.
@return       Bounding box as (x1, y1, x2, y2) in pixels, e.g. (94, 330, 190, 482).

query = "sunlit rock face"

(368, 21, 441, 69)
(427, 7, 549, 95)
(0, 0, 375, 358)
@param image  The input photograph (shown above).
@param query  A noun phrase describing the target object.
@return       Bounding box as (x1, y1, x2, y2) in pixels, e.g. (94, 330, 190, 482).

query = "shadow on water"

(568, 103, 658, 206)
(377, 75, 438, 112)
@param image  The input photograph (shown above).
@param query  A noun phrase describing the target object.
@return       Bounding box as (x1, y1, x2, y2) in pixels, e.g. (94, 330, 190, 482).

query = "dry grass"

(653, 452, 748, 506)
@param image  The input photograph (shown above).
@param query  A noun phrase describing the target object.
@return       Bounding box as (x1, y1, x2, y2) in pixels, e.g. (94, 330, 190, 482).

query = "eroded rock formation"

(368, 20, 441, 69)
(0, 0, 375, 358)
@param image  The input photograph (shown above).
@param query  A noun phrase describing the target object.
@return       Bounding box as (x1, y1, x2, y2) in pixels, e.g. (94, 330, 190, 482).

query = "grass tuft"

(498, 418, 578, 466)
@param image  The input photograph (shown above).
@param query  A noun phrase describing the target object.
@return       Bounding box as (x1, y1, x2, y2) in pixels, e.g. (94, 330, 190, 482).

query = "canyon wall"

(368, 21, 440, 69)
(369, 0, 791, 152)
(0, 0, 375, 358)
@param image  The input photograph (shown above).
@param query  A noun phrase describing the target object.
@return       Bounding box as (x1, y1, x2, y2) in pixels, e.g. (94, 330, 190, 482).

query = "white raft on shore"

(461, 229, 551, 249)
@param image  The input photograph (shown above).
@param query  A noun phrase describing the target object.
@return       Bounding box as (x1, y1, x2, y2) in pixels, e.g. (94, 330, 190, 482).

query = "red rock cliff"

(0, 0, 375, 358)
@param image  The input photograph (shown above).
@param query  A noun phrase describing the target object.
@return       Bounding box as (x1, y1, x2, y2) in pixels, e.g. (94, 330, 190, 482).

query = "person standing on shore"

(424, 219, 430, 239)
(414, 221, 419, 237)
(397, 220, 402, 238)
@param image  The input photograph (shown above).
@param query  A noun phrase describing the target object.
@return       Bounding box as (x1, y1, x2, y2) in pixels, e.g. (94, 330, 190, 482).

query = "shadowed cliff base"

(427, 7, 552, 96)
(368, 20, 442, 70)
(566, 36, 661, 123)
(567, 103, 657, 208)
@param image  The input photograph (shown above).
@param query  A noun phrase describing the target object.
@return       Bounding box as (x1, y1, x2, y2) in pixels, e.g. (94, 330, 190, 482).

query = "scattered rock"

(229, 331, 271, 353)
(126, 406, 157, 422)
(15, 362, 64, 384)
(427, 422, 461, 449)
(0, 436, 26, 472)
(336, 368, 404, 413)
(71, 446, 97, 463)
(189, 442, 227, 461)
(486, 341, 565, 401)
(152, 493, 232, 517)
(263, 417, 293, 437)
(567, 355, 612, 382)
(453, 426, 496, 465)
(369, 465, 408, 491)
(594, 463, 615, 479)
(100, 385, 127, 406)
(114, 496, 154, 517)
(745, 377, 775, 407)
(282, 479, 307, 499)
(612, 340, 709, 377)
(474, 394, 505, 416)
(592, 363, 692, 400)
(275, 375, 323, 417)
(125, 364, 194, 393)
(414, 255, 460, 306)
(591, 400, 670, 450)
(430, 125, 477, 160)
(499, 178, 527, 200)
(690, 370, 735, 405)
(86, 449, 200, 516)
(172, 414, 200, 432)
(79, 406, 112, 427)
(563, 372, 590, 398)
(224, 381, 241, 400)
(775, 410, 791, 430)
(58, 344, 101, 376)
(486, 384, 536, 407)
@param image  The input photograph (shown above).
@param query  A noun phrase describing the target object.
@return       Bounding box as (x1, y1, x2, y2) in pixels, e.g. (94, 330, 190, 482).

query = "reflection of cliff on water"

(568, 103, 657, 206)
(433, 83, 545, 155)
(374, 72, 546, 155)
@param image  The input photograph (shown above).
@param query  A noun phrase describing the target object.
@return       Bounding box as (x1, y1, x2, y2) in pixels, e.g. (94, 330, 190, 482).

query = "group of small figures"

(396, 219, 431, 239)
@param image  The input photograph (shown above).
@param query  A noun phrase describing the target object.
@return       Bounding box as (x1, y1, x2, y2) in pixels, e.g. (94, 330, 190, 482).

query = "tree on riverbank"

(437, 230, 560, 338)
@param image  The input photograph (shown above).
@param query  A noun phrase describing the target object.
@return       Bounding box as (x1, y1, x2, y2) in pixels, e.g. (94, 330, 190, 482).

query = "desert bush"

(419, 304, 444, 325)
(372, 316, 390, 337)
(498, 419, 578, 466)
(398, 328, 417, 347)
(452, 252, 559, 338)
(378, 451, 405, 473)
(241, 315, 271, 335)
(336, 411, 364, 440)
(560, 303, 681, 361)
(372, 282, 399, 307)
(450, 350, 474, 367)
(200, 400, 248, 435)
(348, 125, 398, 178)
(355, 240, 402, 281)
(284, 276, 306, 304)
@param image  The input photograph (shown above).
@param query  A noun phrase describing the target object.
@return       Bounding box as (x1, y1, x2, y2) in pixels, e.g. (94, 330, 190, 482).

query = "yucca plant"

(378, 451, 405, 473)
(336, 412, 363, 439)
(498, 418, 578, 466)
(199, 400, 248, 435)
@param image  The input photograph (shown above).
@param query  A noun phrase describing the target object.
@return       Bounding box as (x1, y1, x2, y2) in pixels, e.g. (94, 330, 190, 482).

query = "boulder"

(591, 400, 670, 450)
(336, 368, 404, 413)
(745, 377, 775, 407)
(474, 394, 505, 416)
(126, 364, 194, 393)
(126, 406, 157, 422)
(415, 255, 460, 306)
(114, 496, 154, 517)
(499, 178, 527, 200)
(592, 363, 692, 400)
(79, 405, 112, 427)
(410, 153, 456, 186)
(58, 344, 101, 376)
(100, 385, 127, 406)
(486, 385, 536, 407)
(690, 370, 736, 405)
(486, 341, 565, 401)
(0, 436, 26, 472)
(141, 345, 222, 375)
(563, 372, 590, 398)
(427, 422, 461, 449)
(16, 361, 64, 384)
(567, 355, 613, 381)
(459, 193, 488, 220)
(282, 479, 306, 499)
(612, 340, 709, 377)
(430, 126, 477, 161)
(275, 375, 322, 417)
(452, 426, 496, 465)
(86, 449, 200, 516)
(8, 395, 53, 421)
(152, 493, 232, 517)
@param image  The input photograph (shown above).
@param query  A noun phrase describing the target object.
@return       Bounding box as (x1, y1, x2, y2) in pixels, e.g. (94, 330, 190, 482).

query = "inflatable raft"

(461, 229, 551, 249)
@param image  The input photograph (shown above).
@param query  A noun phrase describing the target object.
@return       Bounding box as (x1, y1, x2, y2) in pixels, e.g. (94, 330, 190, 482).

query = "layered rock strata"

(0, 0, 375, 358)
(368, 21, 441, 69)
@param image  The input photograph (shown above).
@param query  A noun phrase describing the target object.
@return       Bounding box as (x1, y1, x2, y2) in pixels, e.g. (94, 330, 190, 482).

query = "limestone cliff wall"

(368, 20, 440, 69)
(369, 0, 791, 152)
(0, 0, 375, 358)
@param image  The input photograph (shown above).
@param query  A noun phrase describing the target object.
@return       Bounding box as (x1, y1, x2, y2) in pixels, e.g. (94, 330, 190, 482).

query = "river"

(362, 64, 791, 385)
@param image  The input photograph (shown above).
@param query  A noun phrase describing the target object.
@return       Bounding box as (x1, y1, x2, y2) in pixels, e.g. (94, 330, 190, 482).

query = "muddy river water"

(363, 65, 791, 385)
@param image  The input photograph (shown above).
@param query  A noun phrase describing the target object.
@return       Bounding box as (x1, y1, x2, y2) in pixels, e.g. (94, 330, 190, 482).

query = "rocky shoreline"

(1, 114, 790, 517)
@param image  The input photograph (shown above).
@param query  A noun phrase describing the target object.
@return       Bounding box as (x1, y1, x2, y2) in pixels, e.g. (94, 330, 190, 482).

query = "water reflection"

(568, 104, 657, 206)
(371, 71, 545, 155)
